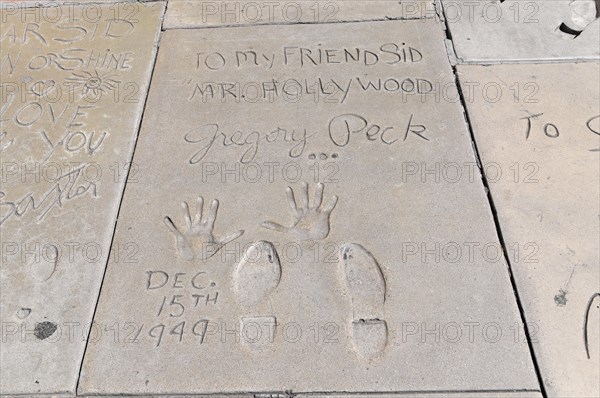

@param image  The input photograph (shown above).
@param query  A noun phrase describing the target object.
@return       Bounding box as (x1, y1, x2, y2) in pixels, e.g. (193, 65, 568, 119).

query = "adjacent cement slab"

(79, 20, 539, 395)
(163, 0, 437, 29)
(0, 1, 164, 394)
(442, 0, 600, 63)
(457, 63, 600, 397)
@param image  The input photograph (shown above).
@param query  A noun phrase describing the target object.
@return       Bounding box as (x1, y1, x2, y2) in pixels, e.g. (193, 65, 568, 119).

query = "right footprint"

(339, 243, 388, 359)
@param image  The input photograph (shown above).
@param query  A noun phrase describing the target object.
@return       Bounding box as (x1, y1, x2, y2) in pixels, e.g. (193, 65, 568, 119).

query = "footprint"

(29, 244, 58, 282)
(340, 243, 388, 359)
(233, 241, 281, 351)
(233, 241, 281, 306)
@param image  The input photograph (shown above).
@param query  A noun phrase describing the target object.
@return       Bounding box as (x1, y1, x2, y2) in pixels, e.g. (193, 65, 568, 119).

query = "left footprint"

(233, 241, 281, 352)
(234, 241, 281, 306)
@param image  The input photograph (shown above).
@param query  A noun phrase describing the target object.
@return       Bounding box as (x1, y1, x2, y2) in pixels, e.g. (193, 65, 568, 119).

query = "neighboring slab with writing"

(457, 63, 600, 398)
(0, 2, 164, 395)
(79, 20, 539, 395)
(442, 0, 600, 62)
(164, 0, 436, 29)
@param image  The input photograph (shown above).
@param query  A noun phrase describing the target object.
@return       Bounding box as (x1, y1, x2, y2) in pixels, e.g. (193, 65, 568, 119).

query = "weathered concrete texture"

(457, 63, 600, 398)
(1, 0, 157, 9)
(0, 1, 164, 395)
(163, 0, 437, 29)
(91, 392, 543, 398)
(299, 392, 543, 398)
(79, 19, 538, 395)
(442, 0, 600, 62)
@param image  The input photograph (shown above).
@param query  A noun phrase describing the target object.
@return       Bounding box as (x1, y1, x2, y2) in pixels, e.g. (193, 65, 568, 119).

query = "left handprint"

(164, 197, 244, 261)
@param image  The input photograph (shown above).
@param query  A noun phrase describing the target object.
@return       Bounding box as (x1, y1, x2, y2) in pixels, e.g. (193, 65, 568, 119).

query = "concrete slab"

(442, 0, 600, 63)
(0, 1, 164, 394)
(163, 0, 437, 29)
(78, 19, 539, 395)
(457, 62, 600, 398)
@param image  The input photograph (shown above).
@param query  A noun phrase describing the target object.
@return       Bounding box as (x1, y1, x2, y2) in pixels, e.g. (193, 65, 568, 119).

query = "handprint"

(164, 197, 244, 261)
(262, 182, 338, 241)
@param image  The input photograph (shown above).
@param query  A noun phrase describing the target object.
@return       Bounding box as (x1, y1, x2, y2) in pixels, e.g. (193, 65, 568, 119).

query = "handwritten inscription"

(0, 6, 148, 230)
(185, 124, 316, 164)
(522, 113, 600, 151)
(144, 270, 220, 347)
(189, 76, 434, 104)
(0, 19, 137, 46)
(329, 113, 428, 146)
(184, 114, 429, 164)
(0, 164, 97, 226)
(196, 43, 423, 71)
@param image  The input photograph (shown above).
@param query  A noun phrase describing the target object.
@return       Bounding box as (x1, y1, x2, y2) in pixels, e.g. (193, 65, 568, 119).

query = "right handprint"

(261, 182, 338, 241)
